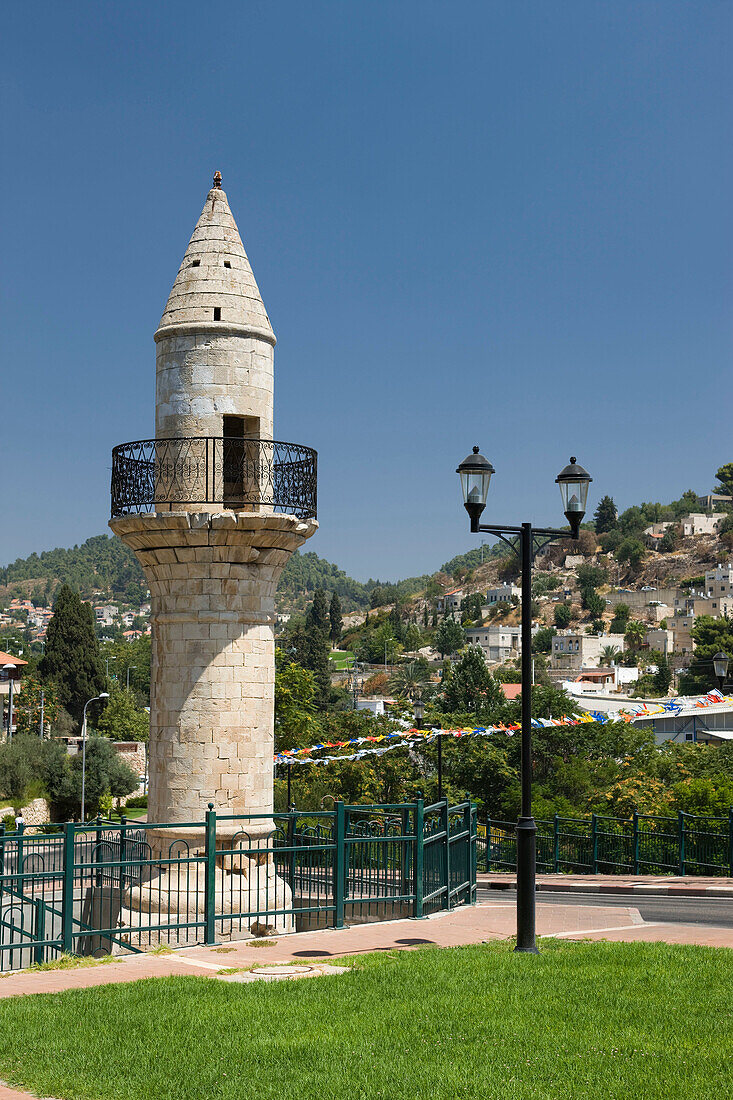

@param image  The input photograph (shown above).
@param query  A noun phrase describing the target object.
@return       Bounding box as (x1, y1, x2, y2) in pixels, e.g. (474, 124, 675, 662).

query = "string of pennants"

(273, 688, 731, 768)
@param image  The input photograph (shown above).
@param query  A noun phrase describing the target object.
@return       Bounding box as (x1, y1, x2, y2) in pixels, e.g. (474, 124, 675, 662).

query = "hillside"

(0, 535, 427, 615)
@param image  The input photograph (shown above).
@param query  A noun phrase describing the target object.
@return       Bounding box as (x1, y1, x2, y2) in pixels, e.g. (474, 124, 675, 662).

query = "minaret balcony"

(111, 437, 317, 519)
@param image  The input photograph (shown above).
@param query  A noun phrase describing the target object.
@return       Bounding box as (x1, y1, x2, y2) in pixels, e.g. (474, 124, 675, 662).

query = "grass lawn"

(0, 940, 729, 1100)
(329, 648, 354, 670)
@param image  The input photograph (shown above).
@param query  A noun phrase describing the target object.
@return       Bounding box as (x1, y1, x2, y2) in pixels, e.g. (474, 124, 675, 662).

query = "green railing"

(477, 809, 733, 876)
(0, 799, 476, 971)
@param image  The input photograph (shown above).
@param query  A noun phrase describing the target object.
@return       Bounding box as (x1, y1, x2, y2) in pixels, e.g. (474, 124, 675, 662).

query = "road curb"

(481, 880, 733, 898)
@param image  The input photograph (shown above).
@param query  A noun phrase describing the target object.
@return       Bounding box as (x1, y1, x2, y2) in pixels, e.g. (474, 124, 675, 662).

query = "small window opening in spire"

(214, 307, 221, 321)
(223, 260, 231, 268)
(191, 259, 200, 267)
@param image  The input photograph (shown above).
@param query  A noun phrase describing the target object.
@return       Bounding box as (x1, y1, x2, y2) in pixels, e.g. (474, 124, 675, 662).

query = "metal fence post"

(729, 808, 733, 877)
(633, 811, 639, 875)
(485, 815, 491, 873)
(442, 798, 451, 912)
(678, 811, 686, 876)
(553, 813, 560, 872)
(287, 809, 297, 894)
(95, 813, 103, 888)
(591, 814, 598, 874)
(204, 804, 216, 944)
(400, 806, 410, 899)
(333, 801, 345, 929)
(61, 821, 75, 954)
(33, 900, 47, 966)
(413, 798, 424, 918)
(463, 800, 474, 905)
(119, 814, 127, 895)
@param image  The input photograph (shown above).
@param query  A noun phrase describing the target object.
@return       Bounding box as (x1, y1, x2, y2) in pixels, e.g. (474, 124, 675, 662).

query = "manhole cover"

(250, 964, 314, 979)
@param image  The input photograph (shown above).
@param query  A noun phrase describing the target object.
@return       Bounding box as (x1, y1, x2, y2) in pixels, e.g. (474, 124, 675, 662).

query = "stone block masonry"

(110, 510, 317, 836)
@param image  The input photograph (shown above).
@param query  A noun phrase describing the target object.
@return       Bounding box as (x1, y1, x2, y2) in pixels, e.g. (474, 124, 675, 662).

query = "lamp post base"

(515, 815, 539, 954)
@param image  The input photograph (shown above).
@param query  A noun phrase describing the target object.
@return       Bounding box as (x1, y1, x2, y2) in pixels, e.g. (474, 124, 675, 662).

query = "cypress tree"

(308, 588, 329, 634)
(39, 585, 106, 723)
(329, 592, 343, 647)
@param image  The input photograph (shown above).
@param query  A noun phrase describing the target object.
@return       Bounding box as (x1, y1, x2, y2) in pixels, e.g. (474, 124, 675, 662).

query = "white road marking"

(545, 922, 664, 938)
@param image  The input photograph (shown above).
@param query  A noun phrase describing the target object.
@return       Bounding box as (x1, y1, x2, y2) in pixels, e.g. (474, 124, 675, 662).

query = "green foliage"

(388, 660, 432, 702)
(714, 463, 733, 497)
(276, 551, 369, 611)
(593, 495, 618, 533)
(624, 620, 647, 651)
(39, 585, 106, 723)
(434, 617, 466, 657)
(42, 736, 138, 820)
(285, 609, 331, 712)
(615, 537, 645, 571)
(653, 653, 672, 695)
(0, 535, 146, 602)
(328, 592, 343, 647)
(553, 604, 572, 629)
(679, 615, 733, 694)
(96, 689, 149, 742)
(532, 627, 556, 654)
(441, 647, 507, 719)
(599, 528, 623, 553)
(0, 736, 46, 809)
(532, 572, 560, 596)
(584, 591, 606, 620)
(440, 544, 504, 576)
(618, 506, 647, 537)
(659, 525, 679, 552)
(274, 649, 318, 751)
(13, 674, 59, 736)
(99, 635, 152, 704)
(609, 602, 630, 634)
(576, 563, 607, 590)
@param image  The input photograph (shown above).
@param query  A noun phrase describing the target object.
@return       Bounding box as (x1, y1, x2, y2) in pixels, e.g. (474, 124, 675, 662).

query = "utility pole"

(39, 690, 45, 738)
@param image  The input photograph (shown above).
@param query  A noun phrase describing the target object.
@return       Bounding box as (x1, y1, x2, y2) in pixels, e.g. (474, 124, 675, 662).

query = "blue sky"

(1, 1, 731, 580)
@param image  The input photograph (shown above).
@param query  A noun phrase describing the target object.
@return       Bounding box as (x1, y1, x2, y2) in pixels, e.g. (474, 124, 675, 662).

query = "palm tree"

(600, 645, 621, 666)
(388, 661, 431, 702)
(624, 620, 647, 653)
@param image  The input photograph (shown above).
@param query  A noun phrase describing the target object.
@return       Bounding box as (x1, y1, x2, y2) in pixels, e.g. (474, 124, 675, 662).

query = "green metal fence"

(0, 799, 476, 972)
(477, 809, 733, 876)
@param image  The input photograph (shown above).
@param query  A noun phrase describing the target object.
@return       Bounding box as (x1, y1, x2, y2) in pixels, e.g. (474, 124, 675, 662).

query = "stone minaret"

(110, 174, 317, 864)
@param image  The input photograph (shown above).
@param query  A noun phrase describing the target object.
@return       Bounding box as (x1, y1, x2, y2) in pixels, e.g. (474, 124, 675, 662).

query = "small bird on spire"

(213, 171, 222, 189)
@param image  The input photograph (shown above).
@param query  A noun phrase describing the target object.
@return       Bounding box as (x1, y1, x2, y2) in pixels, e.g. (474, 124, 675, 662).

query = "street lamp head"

(555, 457, 592, 538)
(457, 446, 495, 532)
(413, 698, 425, 727)
(99, 692, 110, 700)
(713, 651, 729, 682)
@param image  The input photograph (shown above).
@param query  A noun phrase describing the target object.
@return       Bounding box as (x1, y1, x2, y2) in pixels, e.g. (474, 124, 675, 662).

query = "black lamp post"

(456, 448, 592, 953)
(713, 651, 730, 691)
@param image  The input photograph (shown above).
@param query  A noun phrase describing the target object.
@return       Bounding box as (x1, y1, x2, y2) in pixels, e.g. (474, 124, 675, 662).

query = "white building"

(465, 625, 521, 663)
(680, 513, 725, 537)
(705, 564, 733, 599)
(484, 584, 520, 606)
(551, 632, 625, 672)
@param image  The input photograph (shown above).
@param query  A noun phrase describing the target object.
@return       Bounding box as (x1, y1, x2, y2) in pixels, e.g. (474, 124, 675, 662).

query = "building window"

(214, 307, 221, 321)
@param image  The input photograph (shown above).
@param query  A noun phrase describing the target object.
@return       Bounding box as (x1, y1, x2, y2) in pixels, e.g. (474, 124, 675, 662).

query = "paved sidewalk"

(480, 872, 733, 896)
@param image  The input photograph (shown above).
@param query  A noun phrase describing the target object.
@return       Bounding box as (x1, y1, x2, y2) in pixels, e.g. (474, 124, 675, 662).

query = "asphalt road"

(476, 886, 733, 927)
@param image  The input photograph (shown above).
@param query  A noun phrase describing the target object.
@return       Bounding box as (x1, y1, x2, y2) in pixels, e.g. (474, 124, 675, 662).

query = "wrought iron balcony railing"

(111, 437, 317, 519)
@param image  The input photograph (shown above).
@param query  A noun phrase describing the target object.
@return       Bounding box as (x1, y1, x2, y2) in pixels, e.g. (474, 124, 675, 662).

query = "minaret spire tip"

(213, 170, 222, 190)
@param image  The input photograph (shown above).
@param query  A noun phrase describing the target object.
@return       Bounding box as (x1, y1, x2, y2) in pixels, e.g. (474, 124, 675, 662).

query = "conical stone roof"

(155, 178, 275, 343)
